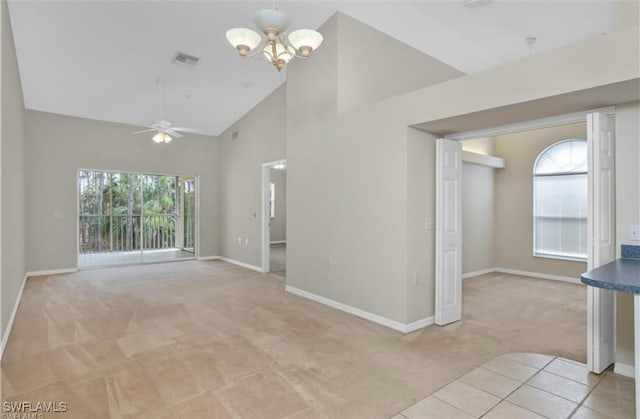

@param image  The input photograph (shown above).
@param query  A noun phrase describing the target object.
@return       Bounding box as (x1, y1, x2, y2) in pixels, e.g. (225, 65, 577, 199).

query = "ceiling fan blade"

(172, 127, 203, 134)
(151, 120, 172, 130)
(165, 129, 183, 138)
(131, 128, 155, 135)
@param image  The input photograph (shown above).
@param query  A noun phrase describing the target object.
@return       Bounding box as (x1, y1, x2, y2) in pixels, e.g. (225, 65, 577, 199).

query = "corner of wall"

(1, 0, 28, 350)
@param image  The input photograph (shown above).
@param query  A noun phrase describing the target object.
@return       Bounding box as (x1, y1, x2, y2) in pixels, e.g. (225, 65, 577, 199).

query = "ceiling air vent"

(464, 0, 491, 9)
(171, 51, 200, 68)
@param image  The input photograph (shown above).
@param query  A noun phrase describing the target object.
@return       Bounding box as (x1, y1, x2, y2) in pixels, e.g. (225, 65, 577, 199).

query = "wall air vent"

(171, 51, 200, 68)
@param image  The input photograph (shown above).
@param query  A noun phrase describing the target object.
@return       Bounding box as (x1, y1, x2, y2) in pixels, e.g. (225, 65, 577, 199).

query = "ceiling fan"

(132, 120, 199, 144)
(131, 77, 199, 144)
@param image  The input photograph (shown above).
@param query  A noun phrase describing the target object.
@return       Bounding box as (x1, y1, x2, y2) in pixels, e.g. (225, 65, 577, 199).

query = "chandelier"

(226, 9, 323, 71)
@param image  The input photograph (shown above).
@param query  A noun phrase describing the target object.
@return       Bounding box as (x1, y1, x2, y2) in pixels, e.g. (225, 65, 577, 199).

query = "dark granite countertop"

(581, 258, 640, 294)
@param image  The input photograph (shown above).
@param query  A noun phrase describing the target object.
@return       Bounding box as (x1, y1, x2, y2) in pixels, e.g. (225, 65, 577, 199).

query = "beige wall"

(614, 101, 640, 367)
(269, 168, 286, 243)
(493, 123, 588, 278)
(217, 85, 286, 268)
(24, 111, 219, 271)
(287, 13, 462, 323)
(1, 0, 26, 341)
(461, 138, 496, 275)
(337, 14, 463, 113)
(286, 14, 637, 325)
(392, 26, 639, 128)
(406, 127, 436, 321)
(462, 162, 496, 274)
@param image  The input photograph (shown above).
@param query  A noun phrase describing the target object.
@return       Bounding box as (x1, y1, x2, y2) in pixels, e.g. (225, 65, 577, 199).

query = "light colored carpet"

(1, 264, 586, 418)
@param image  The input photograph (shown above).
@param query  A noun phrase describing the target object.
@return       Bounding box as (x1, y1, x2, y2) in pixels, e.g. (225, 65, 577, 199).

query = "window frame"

(532, 139, 588, 262)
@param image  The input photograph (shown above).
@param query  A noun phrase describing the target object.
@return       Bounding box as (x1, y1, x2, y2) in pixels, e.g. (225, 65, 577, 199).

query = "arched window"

(533, 139, 588, 260)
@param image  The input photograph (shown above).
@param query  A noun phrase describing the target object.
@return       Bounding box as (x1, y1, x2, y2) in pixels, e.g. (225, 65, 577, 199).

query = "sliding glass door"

(78, 170, 197, 268)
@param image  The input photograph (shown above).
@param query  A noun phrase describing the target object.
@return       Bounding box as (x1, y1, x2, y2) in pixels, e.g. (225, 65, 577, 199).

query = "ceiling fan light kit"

(152, 131, 173, 144)
(226, 9, 323, 71)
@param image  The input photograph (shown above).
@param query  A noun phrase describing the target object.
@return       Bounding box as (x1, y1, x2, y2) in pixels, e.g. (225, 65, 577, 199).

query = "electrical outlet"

(244, 238, 249, 245)
(238, 236, 242, 244)
(629, 225, 640, 241)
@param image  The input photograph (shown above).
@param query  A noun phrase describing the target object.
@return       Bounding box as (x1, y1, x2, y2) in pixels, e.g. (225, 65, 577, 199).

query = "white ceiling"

(8, 1, 626, 136)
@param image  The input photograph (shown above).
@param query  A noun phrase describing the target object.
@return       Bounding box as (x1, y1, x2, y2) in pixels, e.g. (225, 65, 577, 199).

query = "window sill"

(534, 252, 587, 263)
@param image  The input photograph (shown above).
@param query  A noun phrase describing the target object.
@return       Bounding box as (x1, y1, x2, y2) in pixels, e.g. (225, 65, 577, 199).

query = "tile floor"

(393, 353, 635, 419)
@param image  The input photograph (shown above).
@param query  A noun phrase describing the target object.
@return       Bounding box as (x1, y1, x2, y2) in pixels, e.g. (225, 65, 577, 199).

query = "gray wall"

(494, 123, 588, 279)
(24, 111, 219, 270)
(614, 101, 640, 367)
(1, 0, 26, 340)
(269, 168, 286, 243)
(217, 85, 286, 268)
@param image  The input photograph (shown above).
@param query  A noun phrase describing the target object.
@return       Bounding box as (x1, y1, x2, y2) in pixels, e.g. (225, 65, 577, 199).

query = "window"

(533, 139, 588, 261)
(269, 182, 275, 219)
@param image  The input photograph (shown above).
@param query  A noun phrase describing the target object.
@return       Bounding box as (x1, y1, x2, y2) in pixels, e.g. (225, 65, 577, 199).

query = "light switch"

(629, 225, 640, 241)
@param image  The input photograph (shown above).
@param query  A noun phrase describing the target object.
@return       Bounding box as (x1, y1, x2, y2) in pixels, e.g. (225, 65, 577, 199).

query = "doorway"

(262, 160, 287, 276)
(77, 169, 197, 267)
(434, 109, 616, 373)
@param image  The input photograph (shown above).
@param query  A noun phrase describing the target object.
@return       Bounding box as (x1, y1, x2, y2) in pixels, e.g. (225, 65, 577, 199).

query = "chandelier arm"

(289, 51, 312, 59)
(279, 37, 312, 59)
(241, 39, 269, 59)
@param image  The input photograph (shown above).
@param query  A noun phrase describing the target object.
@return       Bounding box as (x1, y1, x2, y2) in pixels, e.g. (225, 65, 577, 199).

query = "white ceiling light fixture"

(152, 131, 173, 144)
(226, 9, 323, 71)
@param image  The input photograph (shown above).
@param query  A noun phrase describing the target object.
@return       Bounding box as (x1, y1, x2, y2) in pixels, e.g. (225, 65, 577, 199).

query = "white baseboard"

(25, 268, 78, 277)
(405, 316, 435, 333)
(285, 285, 433, 333)
(2, 268, 78, 360)
(1, 274, 28, 361)
(494, 267, 581, 285)
(270, 241, 286, 245)
(214, 256, 265, 273)
(198, 255, 220, 261)
(614, 362, 635, 379)
(462, 268, 496, 279)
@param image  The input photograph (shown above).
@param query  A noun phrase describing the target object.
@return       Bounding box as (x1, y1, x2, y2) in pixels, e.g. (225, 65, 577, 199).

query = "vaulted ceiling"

(8, 1, 630, 136)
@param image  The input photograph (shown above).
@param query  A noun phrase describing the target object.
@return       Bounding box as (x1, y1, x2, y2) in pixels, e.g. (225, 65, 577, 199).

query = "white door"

(587, 112, 615, 374)
(435, 139, 463, 325)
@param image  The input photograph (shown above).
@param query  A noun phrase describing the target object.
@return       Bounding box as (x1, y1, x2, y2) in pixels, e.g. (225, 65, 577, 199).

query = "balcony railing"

(79, 213, 190, 254)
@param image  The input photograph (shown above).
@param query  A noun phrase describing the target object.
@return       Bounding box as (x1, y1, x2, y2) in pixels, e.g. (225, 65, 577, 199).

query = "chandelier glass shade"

(226, 9, 323, 71)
